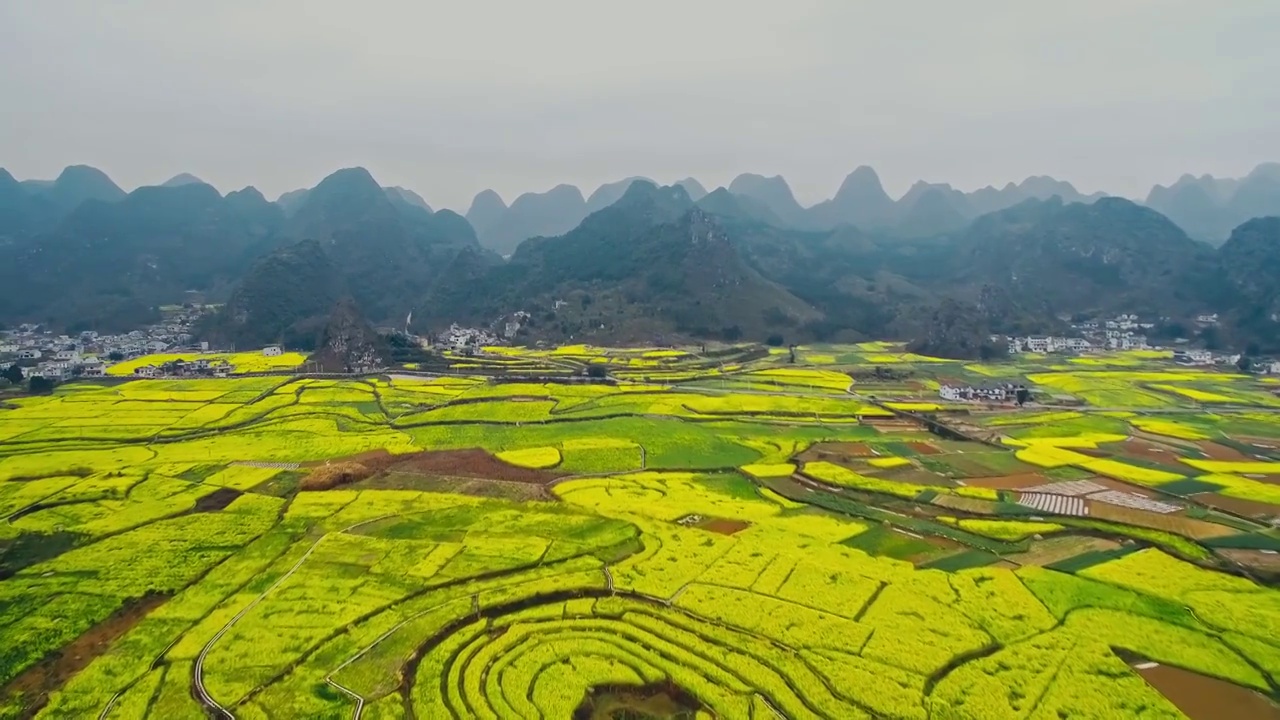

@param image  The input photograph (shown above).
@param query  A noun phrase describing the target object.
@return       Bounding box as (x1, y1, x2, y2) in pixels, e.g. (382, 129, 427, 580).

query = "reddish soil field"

(1194, 441, 1257, 462)
(1191, 492, 1280, 521)
(1, 594, 168, 716)
(699, 518, 751, 535)
(389, 449, 564, 484)
(964, 473, 1049, 490)
(314, 448, 564, 485)
(904, 441, 941, 455)
(1085, 503, 1236, 540)
(1121, 438, 1188, 465)
(832, 442, 878, 457)
(1238, 437, 1280, 458)
(798, 442, 877, 462)
(1218, 548, 1280, 575)
(1137, 664, 1280, 720)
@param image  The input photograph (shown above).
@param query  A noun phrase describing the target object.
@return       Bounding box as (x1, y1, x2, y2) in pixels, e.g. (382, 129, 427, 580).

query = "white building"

(1025, 337, 1051, 354)
(18, 349, 41, 360)
(34, 362, 69, 379)
(79, 361, 105, 377)
(262, 345, 283, 357)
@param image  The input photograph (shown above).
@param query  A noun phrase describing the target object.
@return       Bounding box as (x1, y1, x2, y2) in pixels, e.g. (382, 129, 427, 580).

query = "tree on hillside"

(28, 376, 55, 394)
(1, 364, 23, 385)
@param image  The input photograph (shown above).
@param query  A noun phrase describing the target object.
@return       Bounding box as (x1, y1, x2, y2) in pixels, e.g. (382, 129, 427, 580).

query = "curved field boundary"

(399, 588, 890, 719)
(192, 540, 319, 719)
(191, 514, 398, 719)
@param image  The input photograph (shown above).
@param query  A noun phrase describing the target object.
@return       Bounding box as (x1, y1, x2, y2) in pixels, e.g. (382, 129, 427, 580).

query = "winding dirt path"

(191, 515, 396, 719)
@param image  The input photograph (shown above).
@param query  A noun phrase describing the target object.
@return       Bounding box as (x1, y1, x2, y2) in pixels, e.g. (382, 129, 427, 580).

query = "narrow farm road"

(193, 539, 322, 719)
(192, 515, 396, 719)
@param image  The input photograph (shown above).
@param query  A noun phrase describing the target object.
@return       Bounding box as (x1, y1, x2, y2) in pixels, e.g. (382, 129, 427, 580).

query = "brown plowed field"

(904, 441, 941, 455)
(1121, 438, 1188, 465)
(1196, 441, 1260, 462)
(1084, 501, 1237, 540)
(1218, 548, 1280, 574)
(1191, 492, 1280, 521)
(1239, 437, 1280, 456)
(316, 448, 564, 485)
(1137, 664, 1280, 720)
(389, 449, 564, 484)
(699, 518, 751, 535)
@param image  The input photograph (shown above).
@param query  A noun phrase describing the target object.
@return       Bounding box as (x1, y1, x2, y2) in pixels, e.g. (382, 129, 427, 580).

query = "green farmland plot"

(1, 348, 1280, 719)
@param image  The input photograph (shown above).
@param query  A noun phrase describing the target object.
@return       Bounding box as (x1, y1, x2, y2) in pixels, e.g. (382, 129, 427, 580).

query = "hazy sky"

(3, 1, 1278, 211)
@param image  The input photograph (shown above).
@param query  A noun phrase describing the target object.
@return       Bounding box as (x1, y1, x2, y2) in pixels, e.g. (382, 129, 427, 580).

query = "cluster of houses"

(435, 324, 501, 355)
(1005, 336, 1095, 354)
(132, 357, 234, 378)
(1171, 349, 1280, 374)
(0, 306, 217, 382)
(939, 383, 1028, 403)
(1005, 314, 1159, 356)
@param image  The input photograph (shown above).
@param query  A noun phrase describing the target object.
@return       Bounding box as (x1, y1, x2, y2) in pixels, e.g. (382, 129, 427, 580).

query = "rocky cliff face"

(309, 298, 388, 373)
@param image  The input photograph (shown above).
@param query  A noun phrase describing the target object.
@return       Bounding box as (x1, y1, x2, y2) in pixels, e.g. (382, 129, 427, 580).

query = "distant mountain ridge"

(3, 162, 1279, 354)
(462, 168, 1106, 255)
(470, 184, 587, 256)
(426, 181, 820, 341)
(1146, 163, 1280, 245)
(160, 173, 208, 188)
(11, 161, 1273, 256)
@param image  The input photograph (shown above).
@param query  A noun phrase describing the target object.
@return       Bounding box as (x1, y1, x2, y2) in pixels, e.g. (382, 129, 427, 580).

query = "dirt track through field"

(192, 514, 399, 719)
(0, 594, 167, 719)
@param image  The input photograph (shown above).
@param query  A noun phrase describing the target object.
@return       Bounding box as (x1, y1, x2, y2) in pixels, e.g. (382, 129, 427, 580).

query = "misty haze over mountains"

(1, 159, 1278, 357)
(448, 162, 1279, 254)
(11, 161, 1273, 258)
